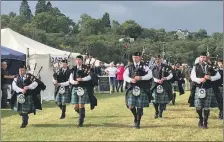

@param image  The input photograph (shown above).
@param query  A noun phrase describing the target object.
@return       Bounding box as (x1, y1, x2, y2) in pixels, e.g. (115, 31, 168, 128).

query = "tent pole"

(26, 48, 30, 72)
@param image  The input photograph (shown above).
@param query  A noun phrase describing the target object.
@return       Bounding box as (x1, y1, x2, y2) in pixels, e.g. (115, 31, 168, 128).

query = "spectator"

(116, 63, 125, 92)
(105, 62, 117, 93)
(1, 62, 15, 108)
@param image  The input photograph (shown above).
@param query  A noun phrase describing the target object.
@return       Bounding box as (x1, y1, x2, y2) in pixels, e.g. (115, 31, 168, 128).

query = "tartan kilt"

(126, 88, 149, 108)
(151, 89, 170, 104)
(172, 81, 179, 92)
(13, 94, 35, 114)
(55, 87, 71, 104)
(194, 87, 218, 108)
(71, 87, 90, 104)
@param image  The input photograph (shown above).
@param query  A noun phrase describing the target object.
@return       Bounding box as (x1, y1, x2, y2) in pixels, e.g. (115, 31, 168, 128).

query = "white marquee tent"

(1, 28, 103, 101)
(1, 28, 81, 101)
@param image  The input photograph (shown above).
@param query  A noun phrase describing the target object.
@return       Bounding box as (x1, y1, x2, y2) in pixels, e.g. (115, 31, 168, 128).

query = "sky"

(1, 1, 223, 35)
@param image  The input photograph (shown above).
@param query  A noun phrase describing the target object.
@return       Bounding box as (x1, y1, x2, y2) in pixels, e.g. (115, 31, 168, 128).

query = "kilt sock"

(21, 113, 29, 128)
(172, 93, 176, 105)
(196, 108, 203, 128)
(159, 104, 165, 118)
(203, 109, 210, 129)
(218, 102, 223, 119)
(78, 108, 85, 127)
(153, 103, 159, 119)
(56, 102, 62, 110)
(130, 107, 137, 123)
(60, 105, 66, 119)
(136, 108, 143, 129)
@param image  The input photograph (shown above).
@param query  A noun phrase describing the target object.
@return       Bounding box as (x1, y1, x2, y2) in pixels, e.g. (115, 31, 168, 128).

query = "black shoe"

(77, 123, 83, 127)
(159, 113, 162, 118)
(203, 122, 208, 129)
(198, 120, 203, 128)
(219, 111, 223, 120)
(135, 122, 140, 129)
(60, 113, 65, 119)
(154, 113, 159, 119)
(20, 123, 27, 128)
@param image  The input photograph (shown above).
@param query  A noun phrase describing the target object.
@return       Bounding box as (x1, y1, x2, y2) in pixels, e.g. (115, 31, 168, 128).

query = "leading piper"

(123, 52, 152, 129)
(190, 52, 221, 129)
(53, 59, 71, 119)
(11, 66, 40, 128)
(69, 55, 92, 127)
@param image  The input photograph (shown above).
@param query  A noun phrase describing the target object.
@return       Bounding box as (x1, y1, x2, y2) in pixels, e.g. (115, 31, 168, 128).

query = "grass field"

(1, 92, 223, 141)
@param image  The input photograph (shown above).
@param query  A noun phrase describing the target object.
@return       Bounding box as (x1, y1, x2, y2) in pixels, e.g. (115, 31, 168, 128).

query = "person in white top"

(105, 62, 117, 92)
(69, 55, 92, 127)
(190, 52, 221, 129)
(123, 52, 153, 129)
(11, 65, 39, 128)
(52, 59, 71, 119)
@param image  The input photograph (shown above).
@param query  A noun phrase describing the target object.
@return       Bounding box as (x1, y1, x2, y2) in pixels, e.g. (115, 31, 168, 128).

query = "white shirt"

(12, 76, 38, 93)
(190, 66, 221, 84)
(105, 67, 117, 77)
(123, 63, 153, 83)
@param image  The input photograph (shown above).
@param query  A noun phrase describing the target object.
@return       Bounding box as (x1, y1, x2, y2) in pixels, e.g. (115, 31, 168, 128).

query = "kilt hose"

(151, 89, 170, 104)
(55, 87, 71, 104)
(219, 87, 223, 97)
(194, 87, 218, 108)
(71, 87, 90, 105)
(125, 88, 149, 108)
(13, 94, 35, 114)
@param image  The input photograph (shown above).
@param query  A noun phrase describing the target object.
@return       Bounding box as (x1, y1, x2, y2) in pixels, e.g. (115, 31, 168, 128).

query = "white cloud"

(152, 1, 198, 7)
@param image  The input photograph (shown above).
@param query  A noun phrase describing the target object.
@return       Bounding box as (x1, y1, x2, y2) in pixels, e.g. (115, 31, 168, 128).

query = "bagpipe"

(82, 53, 99, 87)
(26, 63, 46, 92)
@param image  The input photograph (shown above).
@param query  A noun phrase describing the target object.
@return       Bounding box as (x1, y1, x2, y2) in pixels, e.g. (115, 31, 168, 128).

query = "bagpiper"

(69, 55, 92, 127)
(11, 65, 46, 128)
(150, 55, 173, 118)
(190, 52, 221, 129)
(123, 52, 153, 129)
(217, 59, 223, 119)
(53, 59, 71, 119)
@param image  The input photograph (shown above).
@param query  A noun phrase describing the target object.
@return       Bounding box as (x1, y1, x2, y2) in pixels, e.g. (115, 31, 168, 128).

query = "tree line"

(1, 0, 223, 65)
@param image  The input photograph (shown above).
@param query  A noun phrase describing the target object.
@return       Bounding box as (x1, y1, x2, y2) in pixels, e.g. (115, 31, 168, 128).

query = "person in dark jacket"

(190, 52, 221, 129)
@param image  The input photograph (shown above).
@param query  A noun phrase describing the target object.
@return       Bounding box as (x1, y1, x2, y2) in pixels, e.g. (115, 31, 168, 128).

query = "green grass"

(1, 92, 223, 141)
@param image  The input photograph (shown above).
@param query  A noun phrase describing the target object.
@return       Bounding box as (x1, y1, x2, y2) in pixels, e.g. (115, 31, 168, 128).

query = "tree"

(35, 0, 46, 15)
(121, 20, 142, 39)
(9, 11, 16, 17)
(1, 15, 11, 28)
(111, 20, 123, 35)
(195, 29, 208, 40)
(45, 1, 53, 11)
(102, 12, 111, 28)
(19, 0, 32, 21)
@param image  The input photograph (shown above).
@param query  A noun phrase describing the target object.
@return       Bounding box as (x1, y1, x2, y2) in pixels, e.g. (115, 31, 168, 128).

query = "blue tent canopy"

(1, 46, 25, 61)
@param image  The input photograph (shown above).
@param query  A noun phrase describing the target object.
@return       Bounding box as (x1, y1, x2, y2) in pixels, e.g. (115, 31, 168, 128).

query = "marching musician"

(53, 59, 71, 119)
(11, 66, 39, 128)
(190, 52, 221, 129)
(151, 55, 173, 119)
(69, 55, 92, 127)
(123, 52, 152, 129)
